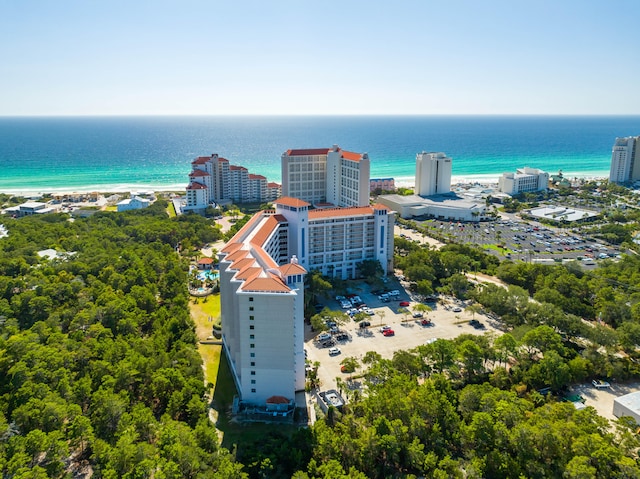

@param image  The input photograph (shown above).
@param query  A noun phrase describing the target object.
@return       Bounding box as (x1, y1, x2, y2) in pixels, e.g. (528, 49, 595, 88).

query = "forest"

(1, 203, 640, 478)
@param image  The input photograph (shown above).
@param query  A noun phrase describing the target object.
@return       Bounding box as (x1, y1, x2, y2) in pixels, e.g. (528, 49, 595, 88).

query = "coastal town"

(2, 135, 640, 477)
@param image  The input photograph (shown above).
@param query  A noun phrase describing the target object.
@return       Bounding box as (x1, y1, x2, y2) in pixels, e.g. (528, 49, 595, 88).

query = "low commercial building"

(527, 205, 598, 223)
(376, 193, 486, 222)
(4, 201, 56, 217)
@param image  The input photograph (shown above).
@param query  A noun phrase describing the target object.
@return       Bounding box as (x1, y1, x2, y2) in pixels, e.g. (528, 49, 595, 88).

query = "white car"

(592, 379, 610, 389)
(317, 332, 332, 342)
(379, 325, 391, 333)
(328, 347, 341, 356)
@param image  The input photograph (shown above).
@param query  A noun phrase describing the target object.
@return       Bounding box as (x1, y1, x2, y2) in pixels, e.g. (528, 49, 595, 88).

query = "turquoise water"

(0, 116, 638, 194)
(197, 271, 219, 281)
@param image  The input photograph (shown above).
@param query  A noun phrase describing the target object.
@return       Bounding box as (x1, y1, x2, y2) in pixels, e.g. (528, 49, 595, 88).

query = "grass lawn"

(167, 201, 177, 217)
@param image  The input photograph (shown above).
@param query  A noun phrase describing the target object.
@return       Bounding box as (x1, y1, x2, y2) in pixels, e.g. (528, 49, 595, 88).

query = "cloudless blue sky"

(1, 0, 639, 115)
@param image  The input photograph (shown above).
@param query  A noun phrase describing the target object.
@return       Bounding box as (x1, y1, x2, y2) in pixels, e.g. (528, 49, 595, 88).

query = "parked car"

(359, 321, 371, 329)
(412, 312, 423, 318)
(379, 325, 391, 332)
(592, 379, 611, 389)
(317, 332, 331, 342)
(399, 301, 410, 307)
(452, 307, 462, 313)
(420, 318, 431, 326)
(382, 329, 395, 337)
(328, 347, 341, 356)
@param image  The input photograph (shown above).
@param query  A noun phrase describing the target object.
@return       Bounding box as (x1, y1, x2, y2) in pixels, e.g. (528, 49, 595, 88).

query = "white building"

(185, 154, 280, 211)
(281, 145, 370, 207)
(218, 197, 395, 406)
(377, 193, 486, 222)
(609, 136, 640, 184)
(219, 226, 306, 406)
(4, 201, 56, 217)
(415, 152, 452, 197)
(116, 196, 152, 212)
(497, 167, 549, 195)
(613, 391, 640, 425)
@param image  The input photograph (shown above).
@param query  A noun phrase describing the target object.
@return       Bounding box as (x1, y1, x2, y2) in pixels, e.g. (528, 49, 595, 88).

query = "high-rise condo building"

(281, 145, 371, 207)
(219, 197, 394, 406)
(184, 154, 280, 211)
(415, 152, 452, 196)
(609, 136, 640, 184)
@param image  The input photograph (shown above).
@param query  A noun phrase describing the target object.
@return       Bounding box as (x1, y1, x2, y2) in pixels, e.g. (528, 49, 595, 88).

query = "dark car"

(359, 321, 371, 328)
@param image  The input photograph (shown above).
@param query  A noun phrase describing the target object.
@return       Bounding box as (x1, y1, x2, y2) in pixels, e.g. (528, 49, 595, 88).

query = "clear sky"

(1, 0, 639, 116)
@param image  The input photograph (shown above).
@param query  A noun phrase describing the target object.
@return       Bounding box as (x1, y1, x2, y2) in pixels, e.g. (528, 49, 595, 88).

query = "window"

(250, 315, 254, 321)
(249, 297, 254, 302)
(251, 388, 256, 393)
(251, 380, 256, 384)
(249, 325, 254, 330)
(250, 334, 254, 339)
(249, 306, 254, 311)
(250, 361, 255, 366)
(250, 343, 255, 348)
(250, 353, 255, 357)
(251, 371, 256, 375)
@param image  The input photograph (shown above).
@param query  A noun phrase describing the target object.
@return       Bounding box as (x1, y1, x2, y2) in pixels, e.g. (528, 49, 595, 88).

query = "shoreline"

(0, 171, 611, 198)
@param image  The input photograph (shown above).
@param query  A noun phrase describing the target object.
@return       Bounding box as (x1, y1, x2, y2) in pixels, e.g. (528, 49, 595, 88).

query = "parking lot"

(406, 216, 623, 266)
(305, 285, 502, 393)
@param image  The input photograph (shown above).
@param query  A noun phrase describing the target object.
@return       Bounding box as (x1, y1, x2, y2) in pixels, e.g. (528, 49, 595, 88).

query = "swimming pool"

(197, 270, 219, 281)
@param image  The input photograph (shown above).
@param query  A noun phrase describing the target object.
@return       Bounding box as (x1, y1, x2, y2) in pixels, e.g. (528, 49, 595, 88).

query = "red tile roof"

(285, 148, 331, 157)
(279, 263, 306, 276)
(267, 182, 281, 188)
(372, 203, 391, 211)
(225, 249, 249, 263)
(341, 150, 364, 161)
(250, 216, 279, 247)
(230, 165, 247, 171)
(235, 266, 262, 281)
(241, 275, 290, 293)
(274, 197, 310, 208)
(220, 241, 243, 254)
(198, 257, 214, 264)
(186, 182, 207, 190)
(249, 174, 266, 180)
(229, 257, 255, 271)
(192, 156, 210, 165)
(189, 170, 210, 177)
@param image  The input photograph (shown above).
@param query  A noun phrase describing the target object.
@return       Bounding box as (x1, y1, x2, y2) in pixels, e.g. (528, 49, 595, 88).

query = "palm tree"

(376, 309, 386, 327)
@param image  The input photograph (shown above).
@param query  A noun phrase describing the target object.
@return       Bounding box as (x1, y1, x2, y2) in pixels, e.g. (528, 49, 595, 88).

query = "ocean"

(0, 116, 639, 195)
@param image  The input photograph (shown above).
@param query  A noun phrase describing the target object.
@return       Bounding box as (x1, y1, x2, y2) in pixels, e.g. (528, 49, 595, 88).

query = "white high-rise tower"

(415, 152, 452, 196)
(609, 136, 640, 184)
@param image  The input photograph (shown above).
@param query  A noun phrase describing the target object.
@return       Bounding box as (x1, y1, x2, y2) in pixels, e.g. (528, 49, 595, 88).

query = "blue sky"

(1, 0, 639, 115)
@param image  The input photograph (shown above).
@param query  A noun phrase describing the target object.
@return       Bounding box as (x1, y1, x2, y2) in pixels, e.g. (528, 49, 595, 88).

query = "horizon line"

(1, 113, 640, 119)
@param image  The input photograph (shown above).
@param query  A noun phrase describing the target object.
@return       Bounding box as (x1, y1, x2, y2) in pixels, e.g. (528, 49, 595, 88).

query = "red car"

(399, 301, 410, 307)
(383, 329, 395, 336)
